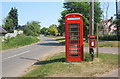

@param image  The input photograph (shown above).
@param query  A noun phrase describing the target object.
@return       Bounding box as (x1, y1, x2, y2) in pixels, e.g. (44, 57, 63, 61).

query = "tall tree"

(3, 7, 18, 32)
(58, 2, 103, 40)
(8, 7, 18, 29)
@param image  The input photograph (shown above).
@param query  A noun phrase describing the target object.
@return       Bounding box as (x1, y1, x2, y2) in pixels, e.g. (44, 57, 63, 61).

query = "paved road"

(2, 35, 65, 77)
(2, 35, 119, 77)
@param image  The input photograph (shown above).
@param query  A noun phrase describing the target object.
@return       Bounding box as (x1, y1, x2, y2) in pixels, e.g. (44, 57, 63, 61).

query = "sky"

(1, 2, 64, 28)
(0, 1, 117, 28)
(101, 1, 116, 19)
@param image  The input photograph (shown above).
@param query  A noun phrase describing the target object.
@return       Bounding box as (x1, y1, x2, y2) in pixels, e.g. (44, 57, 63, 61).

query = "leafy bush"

(23, 21, 41, 36)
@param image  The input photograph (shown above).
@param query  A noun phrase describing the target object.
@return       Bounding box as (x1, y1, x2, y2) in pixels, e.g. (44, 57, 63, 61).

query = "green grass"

(85, 41, 119, 47)
(1, 34, 40, 50)
(23, 52, 119, 77)
(98, 41, 118, 47)
(53, 36, 119, 47)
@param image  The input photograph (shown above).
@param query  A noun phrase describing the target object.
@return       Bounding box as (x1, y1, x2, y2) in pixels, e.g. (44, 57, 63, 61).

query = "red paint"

(65, 13, 84, 62)
(89, 35, 96, 48)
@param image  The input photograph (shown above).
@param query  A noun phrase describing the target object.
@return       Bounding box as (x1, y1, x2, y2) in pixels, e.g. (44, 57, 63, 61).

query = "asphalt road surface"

(2, 35, 65, 77)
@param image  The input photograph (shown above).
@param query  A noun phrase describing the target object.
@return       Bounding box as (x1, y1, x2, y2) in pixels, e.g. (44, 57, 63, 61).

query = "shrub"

(99, 34, 118, 41)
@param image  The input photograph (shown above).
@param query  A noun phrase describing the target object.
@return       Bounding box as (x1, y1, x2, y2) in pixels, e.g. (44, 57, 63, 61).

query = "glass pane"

(70, 36, 79, 40)
(69, 28, 79, 31)
(69, 49, 80, 52)
(69, 53, 79, 56)
(70, 40, 79, 44)
(69, 24, 79, 27)
(70, 32, 79, 35)
(70, 45, 80, 48)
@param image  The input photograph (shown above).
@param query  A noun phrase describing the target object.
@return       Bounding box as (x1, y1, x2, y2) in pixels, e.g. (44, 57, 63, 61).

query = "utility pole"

(90, 0, 94, 35)
(89, 0, 94, 61)
(116, 0, 119, 41)
(116, 0, 118, 19)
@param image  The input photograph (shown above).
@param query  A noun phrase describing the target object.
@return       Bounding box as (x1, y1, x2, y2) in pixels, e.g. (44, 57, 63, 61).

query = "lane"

(2, 50, 30, 61)
(2, 45, 33, 59)
(2, 35, 64, 77)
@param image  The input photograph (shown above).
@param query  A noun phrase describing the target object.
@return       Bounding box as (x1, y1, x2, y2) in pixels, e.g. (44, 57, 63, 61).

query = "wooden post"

(96, 23, 99, 57)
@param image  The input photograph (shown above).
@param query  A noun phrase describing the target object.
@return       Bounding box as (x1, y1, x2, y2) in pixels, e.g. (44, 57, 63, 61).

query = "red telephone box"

(89, 35, 96, 48)
(65, 13, 84, 62)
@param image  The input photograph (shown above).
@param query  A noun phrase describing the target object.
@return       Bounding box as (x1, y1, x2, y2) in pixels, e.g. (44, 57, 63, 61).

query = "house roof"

(100, 17, 113, 23)
(101, 20, 108, 23)
(0, 26, 7, 34)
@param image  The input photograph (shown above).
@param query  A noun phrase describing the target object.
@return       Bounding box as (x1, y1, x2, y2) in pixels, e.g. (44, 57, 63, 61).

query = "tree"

(58, 19, 65, 36)
(3, 17, 14, 33)
(3, 7, 18, 32)
(48, 24, 58, 36)
(23, 21, 41, 36)
(41, 27, 48, 35)
(8, 7, 18, 29)
(58, 2, 103, 40)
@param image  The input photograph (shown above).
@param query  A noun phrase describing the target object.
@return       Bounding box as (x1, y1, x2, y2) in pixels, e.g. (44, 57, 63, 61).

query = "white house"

(100, 17, 117, 35)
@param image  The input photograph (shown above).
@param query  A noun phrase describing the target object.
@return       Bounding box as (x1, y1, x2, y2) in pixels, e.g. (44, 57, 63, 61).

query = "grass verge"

(1, 34, 40, 50)
(54, 36, 119, 47)
(97, 41, 118, 47)
(23, 52, 119, 77)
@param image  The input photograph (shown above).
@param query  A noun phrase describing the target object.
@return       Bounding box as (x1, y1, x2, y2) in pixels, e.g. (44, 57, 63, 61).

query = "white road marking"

(2, 50, 30, 61)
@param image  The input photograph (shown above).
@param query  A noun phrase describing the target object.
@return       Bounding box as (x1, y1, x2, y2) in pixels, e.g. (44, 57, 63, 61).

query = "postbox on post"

(89, 35, 96, 48)
(65, 13, 84, 62)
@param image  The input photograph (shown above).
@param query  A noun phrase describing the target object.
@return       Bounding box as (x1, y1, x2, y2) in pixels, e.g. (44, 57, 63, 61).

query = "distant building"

(0, 26, 24, 42)
(0, 26, 7, 34)
(100, 17, 117, 35)
(0, 26, 7, 42)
